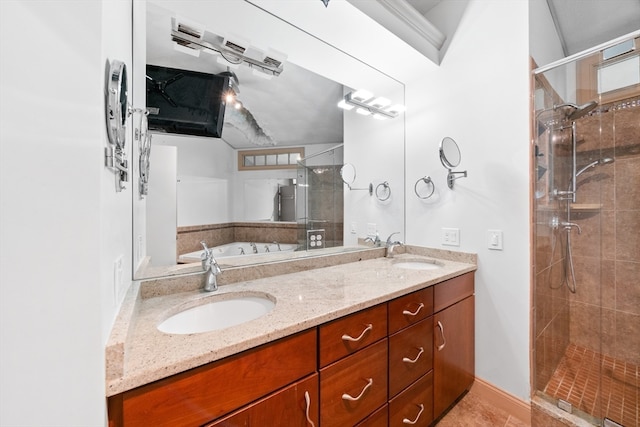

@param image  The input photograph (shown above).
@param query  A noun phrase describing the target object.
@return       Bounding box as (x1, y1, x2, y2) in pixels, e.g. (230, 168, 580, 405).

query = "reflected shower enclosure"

(296, 144, 345, 250)
(532, 36, 639, 426)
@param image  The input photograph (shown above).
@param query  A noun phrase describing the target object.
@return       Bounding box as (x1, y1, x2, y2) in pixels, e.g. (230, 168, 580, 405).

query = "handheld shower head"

(575, 157, 614, 177)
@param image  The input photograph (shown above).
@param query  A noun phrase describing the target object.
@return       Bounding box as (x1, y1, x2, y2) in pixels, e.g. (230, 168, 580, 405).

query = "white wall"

(403, 0, 532, 401)
(260, 0, 533, 401)
(0, 1, 131, 425)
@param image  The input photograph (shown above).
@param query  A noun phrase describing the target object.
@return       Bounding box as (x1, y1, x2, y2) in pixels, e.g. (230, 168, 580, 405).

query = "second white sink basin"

(392, 259, 441, 271)
(158, 294, 275, 335)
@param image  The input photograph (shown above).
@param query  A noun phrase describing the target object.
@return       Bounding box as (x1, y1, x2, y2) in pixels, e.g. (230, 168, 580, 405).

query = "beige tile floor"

(436, 388, 530, 427)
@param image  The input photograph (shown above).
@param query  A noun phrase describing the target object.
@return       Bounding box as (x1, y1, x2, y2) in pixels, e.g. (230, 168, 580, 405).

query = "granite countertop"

(106, 246, 477, 397)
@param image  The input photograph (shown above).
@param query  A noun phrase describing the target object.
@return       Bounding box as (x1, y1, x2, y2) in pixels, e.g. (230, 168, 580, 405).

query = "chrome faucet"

(249, 242, 258, 254)
(273, 241, 281, 251)
(364, 233, 381, 247)
(385, 232, 403, 258)
(201, 241, 221, 292)
(264, 245, 270, 253)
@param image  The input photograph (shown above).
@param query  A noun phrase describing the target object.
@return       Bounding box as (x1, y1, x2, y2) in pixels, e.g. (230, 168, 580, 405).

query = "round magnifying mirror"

(106, 60, 128, 149)
(340, 163, 356, 185)
(439, 137, 461, 168)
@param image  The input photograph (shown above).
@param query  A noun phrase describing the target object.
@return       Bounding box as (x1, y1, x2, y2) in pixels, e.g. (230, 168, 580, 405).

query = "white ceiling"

(351, 0, 640, 61)
(545, 0, 640, 56)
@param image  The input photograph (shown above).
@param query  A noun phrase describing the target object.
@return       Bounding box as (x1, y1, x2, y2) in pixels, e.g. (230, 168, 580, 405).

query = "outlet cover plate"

(442, 228, 460, 246)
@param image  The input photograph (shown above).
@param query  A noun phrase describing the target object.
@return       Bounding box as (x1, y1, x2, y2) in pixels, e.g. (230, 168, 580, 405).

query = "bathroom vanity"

(106, 248, 476, 426)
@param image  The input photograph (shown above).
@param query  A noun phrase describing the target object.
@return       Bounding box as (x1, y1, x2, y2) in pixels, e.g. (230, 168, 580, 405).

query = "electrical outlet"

(137, 235, 143, 260)
(442, 228, 460, 246)
(114, 255, 125, 303)
(366, 223, 377, 237)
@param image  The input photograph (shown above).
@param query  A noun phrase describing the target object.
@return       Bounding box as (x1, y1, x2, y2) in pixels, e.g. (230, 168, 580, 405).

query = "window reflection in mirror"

(132, 1, 405, 280)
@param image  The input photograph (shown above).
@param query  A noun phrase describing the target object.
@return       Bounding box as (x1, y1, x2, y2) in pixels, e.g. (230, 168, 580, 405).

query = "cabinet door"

(319, 303, 387, 367)
(433, 295, 474, 418)
(388, 287, 433, 335)
(320, 338, 388, 427)
(388, 372, 433, 427)
(117, 330, 316, 427)
(205, 374, 318, 427)
(356, 404, 388, 427)
(388, 317, 433, 398)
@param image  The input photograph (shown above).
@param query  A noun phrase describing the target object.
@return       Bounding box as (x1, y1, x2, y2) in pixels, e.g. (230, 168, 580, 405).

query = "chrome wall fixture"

(375, 181, 392, 201)
(414, 176, 435, 199)
(170, 19, 286, 78)
(136, 109, 152, 197)
(439, 137, 467, 189)
(340, 163, 373, 195)
(337, 90, 405, 119)
(105, 59, 130, 192)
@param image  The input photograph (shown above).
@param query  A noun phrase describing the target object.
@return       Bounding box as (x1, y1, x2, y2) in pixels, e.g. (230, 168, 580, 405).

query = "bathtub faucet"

(200, 241, 221, 292)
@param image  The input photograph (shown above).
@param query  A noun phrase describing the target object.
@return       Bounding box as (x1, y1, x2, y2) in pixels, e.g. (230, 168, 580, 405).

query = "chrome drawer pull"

(341, 324, 373, 342)
(342, 378, 373, 402)
(402, 404, 424, 425)
(402, 347, 424, 364)
(304, 391, 315, 427)
(437, 320, 446, 351)
(402, 302, 424, 317)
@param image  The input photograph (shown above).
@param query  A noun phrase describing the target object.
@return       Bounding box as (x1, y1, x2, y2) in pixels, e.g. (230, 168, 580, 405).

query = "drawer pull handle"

(304, 391, 315, 427)
(402, 347, 424, 364)
(437, 320, 446, 351)
(403, 404, 424, 425)
(342, 378, 373, 402)
(342, 324, 373, 342)
(402, 302, 424, 317)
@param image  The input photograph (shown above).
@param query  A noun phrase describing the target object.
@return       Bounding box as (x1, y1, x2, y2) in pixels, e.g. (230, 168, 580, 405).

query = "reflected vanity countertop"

(106, 246, 477, 396)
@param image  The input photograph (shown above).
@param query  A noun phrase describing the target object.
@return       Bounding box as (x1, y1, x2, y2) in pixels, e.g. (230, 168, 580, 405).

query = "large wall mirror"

(132, 0, 406, 280)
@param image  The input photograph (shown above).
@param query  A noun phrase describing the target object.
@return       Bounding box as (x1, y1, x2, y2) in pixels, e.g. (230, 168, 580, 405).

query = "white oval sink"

(392, 259, 441, 270)
(158, 294, 275, 335)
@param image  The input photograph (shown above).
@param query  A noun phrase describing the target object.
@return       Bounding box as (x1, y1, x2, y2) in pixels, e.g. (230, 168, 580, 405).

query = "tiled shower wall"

(533, 96, 640, 393)
(569, 97, 640, 365)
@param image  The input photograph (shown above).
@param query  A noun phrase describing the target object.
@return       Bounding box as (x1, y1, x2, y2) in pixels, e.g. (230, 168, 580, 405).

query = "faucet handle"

(200, 241, 212, 269)
(386, 232, 400, 245)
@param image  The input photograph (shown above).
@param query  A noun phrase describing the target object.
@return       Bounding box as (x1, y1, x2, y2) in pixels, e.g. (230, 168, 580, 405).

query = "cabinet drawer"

(433, 272, 474, 313)
(356, 404, 388, 427)
(116, 330, 317, 427)
(320, 338, 388, 427)
(389, 371, 434, 427)
(204, 374, 318, 427)
(388, 287, 433, 334)
(388, 317, 433, 398)
(319, 303, 387, 367)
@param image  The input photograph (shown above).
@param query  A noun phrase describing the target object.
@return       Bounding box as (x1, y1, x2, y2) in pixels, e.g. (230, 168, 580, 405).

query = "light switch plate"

(487, 229, 503, 250)
(366, 222, 377, 237)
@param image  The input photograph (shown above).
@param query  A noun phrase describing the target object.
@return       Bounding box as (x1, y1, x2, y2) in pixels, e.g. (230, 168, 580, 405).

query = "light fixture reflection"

(337, 90, 404, 119)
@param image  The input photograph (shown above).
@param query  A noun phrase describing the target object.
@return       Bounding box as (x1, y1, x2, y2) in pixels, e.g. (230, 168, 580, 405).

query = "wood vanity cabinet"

(433, 272, 475, 420)
(318, 303, 388, 426)
(108, 271, 475, 427)
(204, 374, 318, 427)
(388, 287, 434, 426)
(108, 330, 316, 427)
(320, 339, 388, 427)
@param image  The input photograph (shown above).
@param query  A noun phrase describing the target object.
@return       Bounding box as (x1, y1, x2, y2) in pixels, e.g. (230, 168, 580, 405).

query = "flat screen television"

(146, 65, 229, 138)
